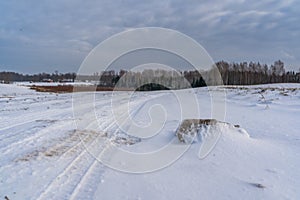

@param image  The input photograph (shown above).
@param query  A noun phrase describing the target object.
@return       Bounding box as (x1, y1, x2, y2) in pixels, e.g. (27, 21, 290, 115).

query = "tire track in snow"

(35, 92, 164, 200)
(68, 93, 169, 200)
(35, 110, 123, 200)
(0, 93, 114, 132)
(0, 120, 76, 166)
(0, 97, 114, 155)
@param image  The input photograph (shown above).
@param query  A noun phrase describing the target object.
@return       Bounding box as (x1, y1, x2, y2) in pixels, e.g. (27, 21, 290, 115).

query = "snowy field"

(16, 81, 95, 86)
(0, 83, 300, 199)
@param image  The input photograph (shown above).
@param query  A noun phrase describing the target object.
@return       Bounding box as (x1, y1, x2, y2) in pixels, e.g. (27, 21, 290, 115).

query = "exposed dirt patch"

(35, 119, 58, 123)
(29, 85, 133, 93)
(250, 183, 266, 189)
(111, 135, 141, 146)
(15, 129, 107, 162)
(0, 96, 15, 99)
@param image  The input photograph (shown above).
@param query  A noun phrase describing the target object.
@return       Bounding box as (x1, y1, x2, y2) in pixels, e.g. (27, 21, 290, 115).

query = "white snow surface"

(0, 83, 300, 199)
(16, 81, 94, 86)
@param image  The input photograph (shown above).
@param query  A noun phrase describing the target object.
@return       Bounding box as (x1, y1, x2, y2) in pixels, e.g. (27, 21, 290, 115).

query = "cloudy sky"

(0, 0, 299, 73)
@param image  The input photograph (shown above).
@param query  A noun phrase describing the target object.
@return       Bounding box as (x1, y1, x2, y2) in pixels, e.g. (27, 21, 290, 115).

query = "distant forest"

(216, 60, 300, 85)
(0, 72, 77, 83)
(1, 61, 300, 90)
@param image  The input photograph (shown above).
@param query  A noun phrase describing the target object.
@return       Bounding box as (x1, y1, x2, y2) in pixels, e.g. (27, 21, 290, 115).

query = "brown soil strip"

(29, 85, 133, 93)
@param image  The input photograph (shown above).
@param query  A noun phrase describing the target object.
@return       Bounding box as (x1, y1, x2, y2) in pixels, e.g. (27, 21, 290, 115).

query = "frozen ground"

(0, 83, 300, 199)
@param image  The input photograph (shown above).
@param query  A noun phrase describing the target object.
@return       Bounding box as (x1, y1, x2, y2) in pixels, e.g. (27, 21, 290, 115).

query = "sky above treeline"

(0, 0, 299, 74)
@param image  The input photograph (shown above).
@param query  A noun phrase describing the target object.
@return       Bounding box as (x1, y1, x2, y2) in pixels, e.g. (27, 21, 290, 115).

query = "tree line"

(1, 61, 299, 90)
(80, 60, 300, 90)
(215, 60, 300, 85)
(0, 72, 76, 83)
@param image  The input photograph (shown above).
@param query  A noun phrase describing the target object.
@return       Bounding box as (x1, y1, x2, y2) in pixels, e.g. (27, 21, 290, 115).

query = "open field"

(0, 83, 300, 199)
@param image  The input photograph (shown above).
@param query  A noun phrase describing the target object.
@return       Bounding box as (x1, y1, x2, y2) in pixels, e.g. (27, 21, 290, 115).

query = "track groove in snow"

(33, 93, 161, 200)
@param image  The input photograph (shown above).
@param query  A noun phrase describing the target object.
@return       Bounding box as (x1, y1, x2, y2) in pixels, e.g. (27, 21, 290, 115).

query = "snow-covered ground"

(0, 83, 300, 199)
(15, 81, 95, 87)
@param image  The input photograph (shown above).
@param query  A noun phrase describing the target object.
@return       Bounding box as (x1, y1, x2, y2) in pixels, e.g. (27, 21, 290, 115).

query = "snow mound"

(176, 119, 249, 158)
(176, 119, 249, 144)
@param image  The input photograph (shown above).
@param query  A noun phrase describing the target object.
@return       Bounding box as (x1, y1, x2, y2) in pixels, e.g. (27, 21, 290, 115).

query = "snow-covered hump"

(176, 119, 249, 144)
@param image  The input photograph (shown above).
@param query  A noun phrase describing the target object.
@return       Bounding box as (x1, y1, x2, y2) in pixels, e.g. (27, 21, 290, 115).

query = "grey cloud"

(0, 0, 299, 72)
